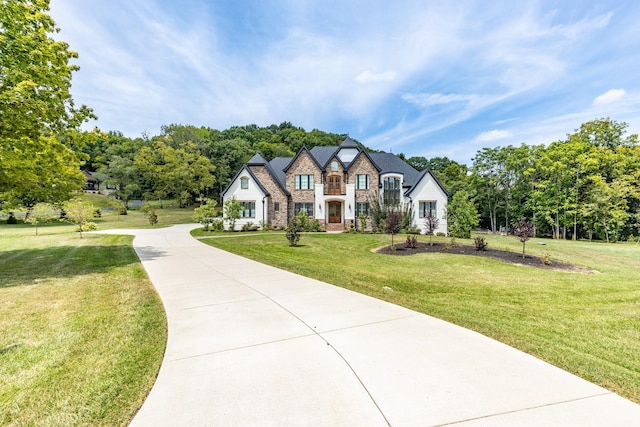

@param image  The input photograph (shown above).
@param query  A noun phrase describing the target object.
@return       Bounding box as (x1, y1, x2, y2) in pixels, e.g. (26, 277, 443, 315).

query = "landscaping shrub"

(242, 222, 259, 232)
(147, 209, 158, 225)
(358, 213, 367, 233)
(93, 208, 102, 218)
(436, 232, 446, 237)
(211, 218, 224, 232)
(473, 236, 488, 251)
(286, 217, 302, 246)
(405, 235, 418, 249)
(78, 221, 98, 232)
(6, 213, 17, 224)
(541, 252, 552, 265)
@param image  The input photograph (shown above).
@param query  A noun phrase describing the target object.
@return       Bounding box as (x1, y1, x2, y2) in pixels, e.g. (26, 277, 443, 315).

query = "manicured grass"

(199, 232, 640, 404)
(0, 231, 167, 426)
(2, 195, 197, 237)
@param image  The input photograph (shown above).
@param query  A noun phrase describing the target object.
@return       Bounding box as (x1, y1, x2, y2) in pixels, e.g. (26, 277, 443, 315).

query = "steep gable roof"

(283, 146, 324, 172)
(245, 152, 290, 196)
(221, 165, 270, 198)
(268, 157, 291, 194)
(404, 169, 451, 197)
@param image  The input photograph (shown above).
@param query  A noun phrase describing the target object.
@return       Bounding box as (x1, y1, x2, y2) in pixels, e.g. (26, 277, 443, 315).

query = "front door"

(328, 202, 341, 223)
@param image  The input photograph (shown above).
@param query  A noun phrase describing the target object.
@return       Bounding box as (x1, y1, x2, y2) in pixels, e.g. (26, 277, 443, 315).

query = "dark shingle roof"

(269, 157, 291, 191)
(247, 153, 268, 165)
(309, 146, 338, 168)
(368, 152, 421, 186)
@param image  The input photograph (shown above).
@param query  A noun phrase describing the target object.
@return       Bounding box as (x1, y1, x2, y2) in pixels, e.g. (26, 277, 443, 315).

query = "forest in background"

(69, 117, 639, 243)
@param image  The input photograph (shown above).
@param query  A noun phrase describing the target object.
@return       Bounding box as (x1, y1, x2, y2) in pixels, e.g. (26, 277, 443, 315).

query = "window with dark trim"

(355, 202, 369, 216)
(294, 203, 314, 216)
(382, 176, 401, 205)
(240, 177, 249, 189)
(294, 174, 314, 190)
(356, 174, 369, 190)
(240, 201, 255, 218)
(419, 201, 437, 218)
(274, 202, 280, 212)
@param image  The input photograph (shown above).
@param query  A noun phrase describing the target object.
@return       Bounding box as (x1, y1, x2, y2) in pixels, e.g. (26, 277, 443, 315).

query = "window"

(294, 203, 314, 216)
(419, 201, 437, 218)
(355, 202, 369, 216)
(240, 201, 255, 218)
(382, 176, 401, 205)
(274, 202, 280, 212)
(295, 174, 314, 190)
(356, 174, 369, 190)
(330, 161, 339, 171)
(240, 177, 249, 189)
(327, 175, 341, 194)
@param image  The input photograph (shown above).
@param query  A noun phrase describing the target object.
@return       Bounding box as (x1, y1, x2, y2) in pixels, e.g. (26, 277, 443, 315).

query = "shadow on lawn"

(0, 244, 167, 289)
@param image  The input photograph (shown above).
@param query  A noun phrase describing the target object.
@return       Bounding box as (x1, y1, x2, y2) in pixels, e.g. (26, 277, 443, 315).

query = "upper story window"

(327, 175, 341, 195)
(240, 177, 249, 189)
(294, 174, 314, 190)
(382, 176, 401, 205)
(419, 201, 437, 218)
(330, 161, 339, 171)
(356, 174, 369, 190)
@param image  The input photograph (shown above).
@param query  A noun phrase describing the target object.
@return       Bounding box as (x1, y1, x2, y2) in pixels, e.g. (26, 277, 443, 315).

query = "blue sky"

(49, 1, 640, 163)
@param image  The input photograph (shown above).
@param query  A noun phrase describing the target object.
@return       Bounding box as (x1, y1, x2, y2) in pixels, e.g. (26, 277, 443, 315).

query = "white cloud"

(354, 70, 397, 84)
(475, 129, 513, 143)
(593, 89, 627, 106)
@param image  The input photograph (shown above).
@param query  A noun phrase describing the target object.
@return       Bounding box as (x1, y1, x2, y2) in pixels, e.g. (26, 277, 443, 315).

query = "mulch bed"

(375, 241, 597, 274)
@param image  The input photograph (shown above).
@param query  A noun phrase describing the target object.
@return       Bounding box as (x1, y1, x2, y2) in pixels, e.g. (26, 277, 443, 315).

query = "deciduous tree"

(0, 0, 94, 206)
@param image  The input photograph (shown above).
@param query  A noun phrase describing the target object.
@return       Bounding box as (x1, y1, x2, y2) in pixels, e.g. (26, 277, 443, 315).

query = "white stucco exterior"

(405, 172, 448, 235)
(222, 167, 268, 231)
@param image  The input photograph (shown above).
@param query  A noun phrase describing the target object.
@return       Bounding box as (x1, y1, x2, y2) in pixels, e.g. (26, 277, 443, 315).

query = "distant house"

(82, 171, 116, 195)
(222, 137, 449, 233)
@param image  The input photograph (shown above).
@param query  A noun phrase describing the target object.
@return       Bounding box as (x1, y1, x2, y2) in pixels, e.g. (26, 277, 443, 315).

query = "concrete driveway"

(98, 224, 640, 426)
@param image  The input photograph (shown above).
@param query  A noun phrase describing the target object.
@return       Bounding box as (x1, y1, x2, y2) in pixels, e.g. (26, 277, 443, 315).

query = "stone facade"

(248, 165, 288, 229)
(285, 150, 321, 218)
(348, 153, 379, 231)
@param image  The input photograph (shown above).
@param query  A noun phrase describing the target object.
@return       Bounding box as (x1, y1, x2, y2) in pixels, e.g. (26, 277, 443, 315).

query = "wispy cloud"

(475, 129, 514, 143)
(48, 0, 640, 162)
(593, 89, 627, 106)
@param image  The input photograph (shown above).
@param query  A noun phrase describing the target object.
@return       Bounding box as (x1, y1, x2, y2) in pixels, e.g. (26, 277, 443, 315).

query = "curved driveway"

(99, 224, 640, 426)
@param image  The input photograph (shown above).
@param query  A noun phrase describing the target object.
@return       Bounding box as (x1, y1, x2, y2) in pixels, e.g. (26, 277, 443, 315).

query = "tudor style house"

(222, 137, 449, 233)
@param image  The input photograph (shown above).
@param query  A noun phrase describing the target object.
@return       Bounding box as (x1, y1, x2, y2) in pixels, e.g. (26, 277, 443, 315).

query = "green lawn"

(198, 232, 640, 404)
(0, 195, 197, 426)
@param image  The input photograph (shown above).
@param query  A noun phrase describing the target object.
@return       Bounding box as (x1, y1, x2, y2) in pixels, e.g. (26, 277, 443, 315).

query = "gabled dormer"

(335, 136, 360, 165)
(283, 146, 323, 193)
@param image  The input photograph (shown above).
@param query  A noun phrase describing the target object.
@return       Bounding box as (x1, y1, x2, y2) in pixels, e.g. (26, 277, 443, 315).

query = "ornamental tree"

(24, 202, 56, 235)
(513, 217, 535, 258)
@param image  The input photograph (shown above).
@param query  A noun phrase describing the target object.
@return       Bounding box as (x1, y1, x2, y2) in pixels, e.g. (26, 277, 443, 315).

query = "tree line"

(76, 123, 351, 208)
(397, 118, 639, 242)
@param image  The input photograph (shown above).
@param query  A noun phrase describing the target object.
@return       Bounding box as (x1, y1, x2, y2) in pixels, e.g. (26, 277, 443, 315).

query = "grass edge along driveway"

(0, 231, 167, 426)
(199, 232, 640, 405)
